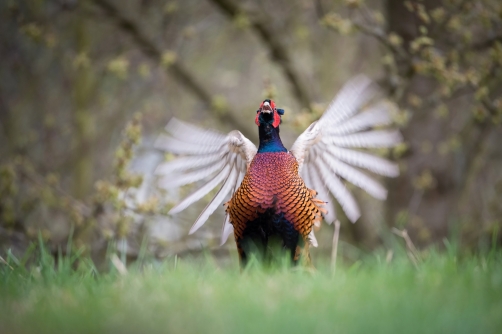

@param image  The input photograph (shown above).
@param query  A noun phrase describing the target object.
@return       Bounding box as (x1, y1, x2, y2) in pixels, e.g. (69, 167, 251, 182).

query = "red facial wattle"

(272, 111, 281, 128)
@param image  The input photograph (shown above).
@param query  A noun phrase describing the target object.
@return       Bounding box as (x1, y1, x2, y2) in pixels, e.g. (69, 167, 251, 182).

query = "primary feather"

(291, 76, 402, 225)
(155, 75, 401, 266)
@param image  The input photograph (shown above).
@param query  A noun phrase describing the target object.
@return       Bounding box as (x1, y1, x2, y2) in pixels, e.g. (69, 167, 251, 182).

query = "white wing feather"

(323, 130, 402, 148)
(315, 149, 361, 223)
(327, 102, 392, 136)
(155, 118, 257, 237)
(189, 158, 239, 234)
(169, 164, 231, 215)
(155, 152, 223, 175)
(291, 75, 402, 224)
(301, 150, 336, 223)
(220, 167, 244, 245)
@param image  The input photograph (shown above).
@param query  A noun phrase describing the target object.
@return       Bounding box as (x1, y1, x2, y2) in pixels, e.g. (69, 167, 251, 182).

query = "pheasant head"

(255, 99, 287, 153)
(255, 99, 284, 128)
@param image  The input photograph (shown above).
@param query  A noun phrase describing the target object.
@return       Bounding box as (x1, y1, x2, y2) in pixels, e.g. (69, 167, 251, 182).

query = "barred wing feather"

(291, 75, 402, 224)
(155, 118, 256, 241)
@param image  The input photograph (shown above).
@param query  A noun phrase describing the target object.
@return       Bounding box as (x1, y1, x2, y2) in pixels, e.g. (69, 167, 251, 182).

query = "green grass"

(1, 246, 501, 334)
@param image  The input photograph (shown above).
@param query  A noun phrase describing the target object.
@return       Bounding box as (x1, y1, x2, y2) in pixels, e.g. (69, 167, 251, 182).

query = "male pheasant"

(155, 76, 401, 266)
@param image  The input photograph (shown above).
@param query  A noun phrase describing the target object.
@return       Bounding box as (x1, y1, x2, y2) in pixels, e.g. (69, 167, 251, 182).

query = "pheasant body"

(227, 152, 324, 264)
(155, 76, 402, 268)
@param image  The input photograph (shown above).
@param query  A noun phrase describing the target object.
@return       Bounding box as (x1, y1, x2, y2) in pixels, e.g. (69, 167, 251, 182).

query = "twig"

(207, 0, 312, 111)
(392, 227, 421, 267)
(385, 249, 394, 264)
(17, 167, 91, 214)
(455, 123, 492, 215)
(0, 256, 14, 271)
(408, 189, 424, 217)
(472, 33, 502, 51)
(331, 219, 341, 271)
(313, 0, 326, 19)
(351, 20, 408, 60)
(428, 0, 470, 40)
(110, 253, 128, 275)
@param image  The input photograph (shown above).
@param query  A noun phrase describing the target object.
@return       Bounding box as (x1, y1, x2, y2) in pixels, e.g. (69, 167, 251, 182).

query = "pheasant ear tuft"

(277, 109, 285, 115)
(272, 112, 281, 128)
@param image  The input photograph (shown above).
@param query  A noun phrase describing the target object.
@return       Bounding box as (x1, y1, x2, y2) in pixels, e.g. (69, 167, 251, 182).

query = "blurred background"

(1, 0, 501, 266)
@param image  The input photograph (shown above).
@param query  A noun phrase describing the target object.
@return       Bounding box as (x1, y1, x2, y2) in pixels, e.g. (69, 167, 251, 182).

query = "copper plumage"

(226, 152, 325, 264)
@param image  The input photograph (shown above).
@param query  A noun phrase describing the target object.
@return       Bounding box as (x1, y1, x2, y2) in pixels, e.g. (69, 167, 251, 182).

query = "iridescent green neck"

(257, 123, 287, 153)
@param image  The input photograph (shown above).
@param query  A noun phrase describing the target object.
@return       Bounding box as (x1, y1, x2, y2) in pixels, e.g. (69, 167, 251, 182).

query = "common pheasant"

(155, 75, 401, 266)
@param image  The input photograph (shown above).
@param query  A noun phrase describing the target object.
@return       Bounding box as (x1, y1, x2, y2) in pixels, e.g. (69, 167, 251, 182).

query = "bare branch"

(0, 256, 14, 271)
(392, 228, 421, 267)
(17, 166, 91, 215)
(110, 253, 128, 275)
(207, 0, 312, 111)
(90, 0, 254, 139)
(331, 219, 341, 272)
(472, 34, 502, 51)
(351, 20, 408, 60)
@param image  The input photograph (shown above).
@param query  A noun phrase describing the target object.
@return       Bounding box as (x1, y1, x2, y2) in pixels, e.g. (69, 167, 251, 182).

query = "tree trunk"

(384, 0, 502, 247)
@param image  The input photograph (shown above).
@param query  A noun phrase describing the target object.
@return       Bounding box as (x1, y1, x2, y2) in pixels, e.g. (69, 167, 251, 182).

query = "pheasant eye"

(256, 109, 260, 113)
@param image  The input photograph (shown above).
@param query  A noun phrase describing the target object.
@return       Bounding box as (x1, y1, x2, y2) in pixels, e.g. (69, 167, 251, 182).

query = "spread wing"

(290, 75, 402, 224)
(155, 118, 256, 243)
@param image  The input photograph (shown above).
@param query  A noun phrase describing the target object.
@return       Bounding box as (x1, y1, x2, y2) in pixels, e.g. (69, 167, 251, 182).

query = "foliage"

(0, 113, 166, 261)
(322, 0, 502, 245)
(1, 0, 502, 260)
(324, 0, 502, 122)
